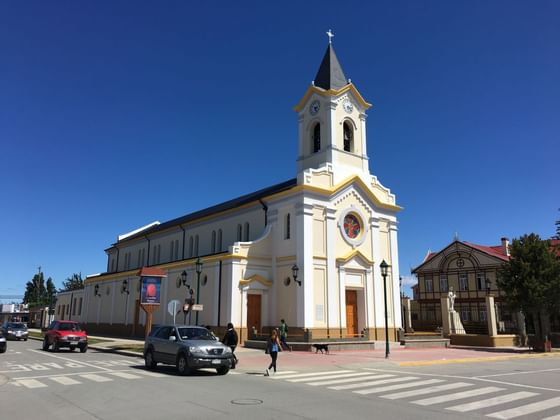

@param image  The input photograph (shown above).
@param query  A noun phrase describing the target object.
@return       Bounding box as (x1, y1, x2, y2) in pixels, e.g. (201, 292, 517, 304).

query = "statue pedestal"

(450, 310, 466, 334)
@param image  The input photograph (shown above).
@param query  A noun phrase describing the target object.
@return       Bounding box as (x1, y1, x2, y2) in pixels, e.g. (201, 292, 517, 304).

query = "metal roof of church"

(313, 43, 348, 90)
(112, 178, 297, 246)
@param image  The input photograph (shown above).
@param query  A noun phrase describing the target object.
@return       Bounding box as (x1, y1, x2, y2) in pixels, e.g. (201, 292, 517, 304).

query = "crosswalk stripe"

(541, 414, 560, 420)
(412, 386, 504, 405)
(288, 372, 371, 383)
(271, 370, 353, 380)
(269, 371, 298, 376)
(329, 376, 411, 391)
(382, 382, 474, 400)
(355, 379, 445, 395)
(308, 374, 395, 387)
(18, 379, 47, 389)
(80, 374, 113, 383)
(446, 391, 538, 412)
(108, 372, 142, 380)
(486, 396, 560, 419)
(135, 370, 167, 378)
(50, 376, 82, 385)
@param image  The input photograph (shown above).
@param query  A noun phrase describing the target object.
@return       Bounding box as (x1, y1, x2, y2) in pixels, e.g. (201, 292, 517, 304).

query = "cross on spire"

(326, 29, 334, 44)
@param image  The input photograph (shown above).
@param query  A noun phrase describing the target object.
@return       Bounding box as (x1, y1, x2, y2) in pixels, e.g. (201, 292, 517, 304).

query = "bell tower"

(294, 36, 372, 183)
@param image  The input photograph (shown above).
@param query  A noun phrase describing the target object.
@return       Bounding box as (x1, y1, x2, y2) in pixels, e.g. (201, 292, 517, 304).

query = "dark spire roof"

(313, 44, 348, 90)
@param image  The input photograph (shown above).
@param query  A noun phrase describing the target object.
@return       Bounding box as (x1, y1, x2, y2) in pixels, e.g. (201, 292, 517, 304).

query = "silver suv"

(144, 325, 233, 375)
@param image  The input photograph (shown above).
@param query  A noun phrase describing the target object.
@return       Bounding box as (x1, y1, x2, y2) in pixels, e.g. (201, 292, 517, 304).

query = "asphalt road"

(1, 339, 559, 419)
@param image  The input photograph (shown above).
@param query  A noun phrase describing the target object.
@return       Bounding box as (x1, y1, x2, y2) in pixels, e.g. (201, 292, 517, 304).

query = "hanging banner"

(141, 276, 161, 305)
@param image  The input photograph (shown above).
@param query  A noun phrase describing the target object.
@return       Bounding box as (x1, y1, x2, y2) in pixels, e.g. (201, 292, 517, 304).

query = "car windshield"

(7, 323, 26, 329)
(177, 327, 215, 341)
(58, 323, 82, 332)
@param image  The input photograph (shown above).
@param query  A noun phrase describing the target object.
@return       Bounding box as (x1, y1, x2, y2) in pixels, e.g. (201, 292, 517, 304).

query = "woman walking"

(265, 329, 282, 376)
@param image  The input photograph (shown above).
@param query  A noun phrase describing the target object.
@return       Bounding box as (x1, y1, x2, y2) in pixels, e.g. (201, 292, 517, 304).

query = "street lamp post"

(180, 270, 192, 324)
(380, 260, 390, 359)
(195, 257, 203, 325)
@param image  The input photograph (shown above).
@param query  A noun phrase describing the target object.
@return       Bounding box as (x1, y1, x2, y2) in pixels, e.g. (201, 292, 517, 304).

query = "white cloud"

(400, 275, 417, 287)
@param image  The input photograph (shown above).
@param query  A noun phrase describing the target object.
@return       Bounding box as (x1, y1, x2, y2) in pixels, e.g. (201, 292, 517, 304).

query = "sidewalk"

(29, 329, 559, 369)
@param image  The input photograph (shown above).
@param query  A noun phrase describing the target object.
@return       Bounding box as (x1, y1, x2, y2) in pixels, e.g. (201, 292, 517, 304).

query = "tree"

(498, 233, 560, 350)
(60, 273, 84, 292)
(23, 270, 56, 308)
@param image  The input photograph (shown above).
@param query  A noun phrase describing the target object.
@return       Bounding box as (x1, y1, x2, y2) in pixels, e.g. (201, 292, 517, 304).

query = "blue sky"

(1, 1, 558, 301)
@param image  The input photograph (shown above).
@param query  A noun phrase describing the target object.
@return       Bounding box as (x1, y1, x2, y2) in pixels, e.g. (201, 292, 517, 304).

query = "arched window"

(194, 235, 199, 257)
(211, 230, 216, 253)
(343, 121, 353, 152)
(285, 213, 291, 240)
(237, 224, 242, 241)
(244, 222, 250, 241)
(217, 229, 222, 252)
(188, 236, 193, 258)
(313, 123, 321, 153)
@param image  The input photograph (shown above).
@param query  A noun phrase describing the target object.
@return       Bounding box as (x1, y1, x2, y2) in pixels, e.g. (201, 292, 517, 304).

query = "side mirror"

(215, 336, 220, 341)
(169, 336, 176, 342)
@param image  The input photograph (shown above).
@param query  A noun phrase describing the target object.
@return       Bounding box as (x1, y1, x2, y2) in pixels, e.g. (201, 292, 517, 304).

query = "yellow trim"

(275, 255, 297, 263)
(336, 249, 374, 265)
(399, 352, 560, 367)
(239, 274, 273, 288)
(303, 175, 402, 212)
(293, 84, 372, 113)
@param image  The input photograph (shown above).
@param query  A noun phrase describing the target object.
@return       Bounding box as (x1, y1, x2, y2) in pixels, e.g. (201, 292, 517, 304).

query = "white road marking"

(271, 370, 353, 380)
(268, 370, 297, 376)
(355, 379, 446, 395)
(135, 370, 168, 378)
(412, 386, 504, 405)
(382, 382, 474, 400)
(18, 379, 48, 389)
(50, 376, 81, 385)
(28, 349, 114, 371)
(329, 376, 410, 391)
(476, 368, 560, 378)
(446, 391, 538, 412)
(308, 374, 395, 386)
(79, 374, 113, 383)
(541, 415, 560, 420)
(486, 396, 560, 419)
(288, 372, 371, 383)
(107, 371, 142, 380)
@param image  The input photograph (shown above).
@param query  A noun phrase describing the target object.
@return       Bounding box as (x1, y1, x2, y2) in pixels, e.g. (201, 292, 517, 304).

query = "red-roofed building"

(411, 237, 516, 333)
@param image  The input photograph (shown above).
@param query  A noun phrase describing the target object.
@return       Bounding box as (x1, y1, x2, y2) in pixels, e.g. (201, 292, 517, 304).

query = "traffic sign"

(168, 299, 181, 323)
(191, 304, 203, 311)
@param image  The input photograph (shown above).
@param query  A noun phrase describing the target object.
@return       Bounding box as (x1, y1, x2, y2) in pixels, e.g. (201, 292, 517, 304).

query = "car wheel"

(0, 345, 6, 354)
(24, 338, 28, 341)
(216, 366, 229, 375)
(145, 350, 157, 369)
(176, 354, 191, 375)
(42, 338, 50, 351)
(79, 344, 88, 353)
(53, 341, 60, 352)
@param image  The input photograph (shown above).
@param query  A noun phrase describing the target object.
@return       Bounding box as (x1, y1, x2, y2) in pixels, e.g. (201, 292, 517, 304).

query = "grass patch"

(108, 344, 144, 353)
(28, 330, 110, 345)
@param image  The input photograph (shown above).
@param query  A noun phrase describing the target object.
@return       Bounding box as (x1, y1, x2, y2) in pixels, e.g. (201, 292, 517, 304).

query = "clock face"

(310, 100, 320, 115)
(343, 214, 361, 239)
(343, 99, 353, 114)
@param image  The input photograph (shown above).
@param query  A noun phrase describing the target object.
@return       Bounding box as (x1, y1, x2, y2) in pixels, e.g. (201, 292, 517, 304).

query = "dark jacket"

(222, 328, 238, 347)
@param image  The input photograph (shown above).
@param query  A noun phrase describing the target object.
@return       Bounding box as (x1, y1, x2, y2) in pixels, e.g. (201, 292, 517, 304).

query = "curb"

(29, 335, 144, 358)
(398, 352, 560, 367)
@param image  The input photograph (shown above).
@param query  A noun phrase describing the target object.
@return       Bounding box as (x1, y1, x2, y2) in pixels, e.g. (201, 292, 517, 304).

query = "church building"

(81, 39, 403, 343)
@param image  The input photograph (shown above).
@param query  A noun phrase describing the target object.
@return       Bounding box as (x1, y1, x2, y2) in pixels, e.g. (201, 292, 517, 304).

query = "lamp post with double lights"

(292, 264, 300, 286)
(179, 270, 195, 324)
(380, 260, 390, 359)
(195, 257, 203, 325)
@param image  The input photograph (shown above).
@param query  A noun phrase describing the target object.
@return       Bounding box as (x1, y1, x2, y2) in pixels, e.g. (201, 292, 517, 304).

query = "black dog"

(312, 344, 329, 354)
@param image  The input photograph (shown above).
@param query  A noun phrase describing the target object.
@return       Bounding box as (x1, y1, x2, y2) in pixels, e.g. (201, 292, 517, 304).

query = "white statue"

(448, 287, 456, 312)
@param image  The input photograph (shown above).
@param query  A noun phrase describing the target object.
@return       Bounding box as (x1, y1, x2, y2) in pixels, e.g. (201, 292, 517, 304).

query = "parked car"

(1, 322, 29, 341)
(42, 320, 88, 353)
(144, 325, 233, 375)
(0, 332, 6, 353)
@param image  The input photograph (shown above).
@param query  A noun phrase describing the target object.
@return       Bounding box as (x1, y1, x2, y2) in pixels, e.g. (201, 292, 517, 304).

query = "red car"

(43, 320, 88, 353)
